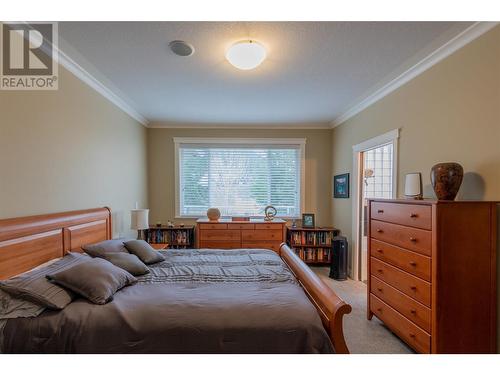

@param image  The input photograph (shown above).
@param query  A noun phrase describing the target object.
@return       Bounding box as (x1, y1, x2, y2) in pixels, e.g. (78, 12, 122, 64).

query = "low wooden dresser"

(367, 199, 497, 353)
(196, 218, 286, 252)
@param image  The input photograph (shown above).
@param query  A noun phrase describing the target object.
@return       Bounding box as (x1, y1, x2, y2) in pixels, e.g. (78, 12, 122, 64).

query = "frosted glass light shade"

(226, 40, 266, 70)
(404, 173, 423, 199)
(130, 209, 149, 230)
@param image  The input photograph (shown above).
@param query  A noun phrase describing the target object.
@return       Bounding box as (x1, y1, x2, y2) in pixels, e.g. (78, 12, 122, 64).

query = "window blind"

(177, 141, 303, 218)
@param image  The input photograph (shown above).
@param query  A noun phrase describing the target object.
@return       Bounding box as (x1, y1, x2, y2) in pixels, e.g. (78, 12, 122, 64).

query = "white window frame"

(351, 128, 399, 281)
(174, 137, 306, 219)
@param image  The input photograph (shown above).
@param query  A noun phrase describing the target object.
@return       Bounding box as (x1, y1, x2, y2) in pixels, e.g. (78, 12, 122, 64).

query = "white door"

(359, 143, 394, 281)
(351, 129, 398, 281)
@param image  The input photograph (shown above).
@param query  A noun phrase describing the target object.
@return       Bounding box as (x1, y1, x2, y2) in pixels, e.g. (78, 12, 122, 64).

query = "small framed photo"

(334, 173, 350, 198)
(302, 213, 315, 228)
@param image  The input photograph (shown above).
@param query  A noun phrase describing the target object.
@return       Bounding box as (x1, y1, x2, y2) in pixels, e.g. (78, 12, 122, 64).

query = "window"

(175, 138, 305, 218)
(363, 143, 394, 199)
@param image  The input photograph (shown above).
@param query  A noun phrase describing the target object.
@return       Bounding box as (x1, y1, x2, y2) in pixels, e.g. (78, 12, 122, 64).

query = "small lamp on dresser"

(404, 172, 423, 200)
(130, 208, 149, 240)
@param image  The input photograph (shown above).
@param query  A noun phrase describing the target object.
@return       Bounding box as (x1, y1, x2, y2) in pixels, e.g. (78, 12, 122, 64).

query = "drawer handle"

(409, 261, 417, 266)
(410, 286, 417, 290)
(410, 213, 418, 218)
(377, 308, 382, 312)
(377, 209, 384, 214)
(410, 309, 417, 314)
(377, 229, 383, 233)
(409, 237, 417, 242)
(377, 288, 383, 292)
(376, 249, 383, 253)
(409, 333, 416, 339)
(377, 269, 383, 273)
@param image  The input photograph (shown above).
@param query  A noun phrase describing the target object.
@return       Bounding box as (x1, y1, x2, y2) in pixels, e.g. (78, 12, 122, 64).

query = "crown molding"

(56, 47, 149, 126)
(330, 22, 499, 128)
(148, 122, 332, 129)
(19, 22, 149, 126)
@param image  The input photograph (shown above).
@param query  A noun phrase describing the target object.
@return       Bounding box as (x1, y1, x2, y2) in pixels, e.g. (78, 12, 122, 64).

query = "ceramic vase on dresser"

(430, 162, 463, 200)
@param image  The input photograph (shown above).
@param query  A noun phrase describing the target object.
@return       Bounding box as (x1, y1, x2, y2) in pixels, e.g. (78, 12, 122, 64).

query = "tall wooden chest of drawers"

(367, 199, 497, 353)
(196, 218, 286, 252)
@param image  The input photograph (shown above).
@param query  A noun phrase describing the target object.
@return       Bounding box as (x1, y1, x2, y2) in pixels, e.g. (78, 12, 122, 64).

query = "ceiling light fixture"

(225, 40, 266, 70)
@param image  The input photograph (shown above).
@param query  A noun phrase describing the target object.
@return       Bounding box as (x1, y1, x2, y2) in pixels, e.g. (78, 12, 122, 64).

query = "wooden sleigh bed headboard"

(0, 207, 112, 280)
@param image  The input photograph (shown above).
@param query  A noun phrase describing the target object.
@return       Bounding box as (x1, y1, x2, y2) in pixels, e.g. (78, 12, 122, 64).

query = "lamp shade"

(404, 173, 423, 198)
(130, 209, 149, 230)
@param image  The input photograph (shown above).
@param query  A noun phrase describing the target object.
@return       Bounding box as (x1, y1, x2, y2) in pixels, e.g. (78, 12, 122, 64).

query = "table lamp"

(404, 173, 423, 200)
(131, 208, 149, 240)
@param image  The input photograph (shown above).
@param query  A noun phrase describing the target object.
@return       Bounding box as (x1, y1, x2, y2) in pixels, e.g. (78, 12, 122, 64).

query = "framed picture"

(302, 213, 315, 228)
(334, 173, 350, 198)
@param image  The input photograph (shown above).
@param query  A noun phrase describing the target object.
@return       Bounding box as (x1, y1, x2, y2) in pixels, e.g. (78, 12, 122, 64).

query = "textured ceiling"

(59, 22, 472, 125)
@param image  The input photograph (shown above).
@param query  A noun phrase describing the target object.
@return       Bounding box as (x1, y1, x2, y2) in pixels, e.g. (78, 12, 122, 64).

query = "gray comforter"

(1, 249, 334, 354)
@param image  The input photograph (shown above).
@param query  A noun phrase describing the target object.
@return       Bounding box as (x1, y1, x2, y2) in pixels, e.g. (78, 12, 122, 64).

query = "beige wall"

(332, 25, 500, 240)
(331, 25, 500, 348)
(147, 126, 333, 227)
(0, 66, 148, 238)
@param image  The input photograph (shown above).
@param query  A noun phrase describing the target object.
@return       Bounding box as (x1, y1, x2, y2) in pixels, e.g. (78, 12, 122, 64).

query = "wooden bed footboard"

(279, 243, 352, 354)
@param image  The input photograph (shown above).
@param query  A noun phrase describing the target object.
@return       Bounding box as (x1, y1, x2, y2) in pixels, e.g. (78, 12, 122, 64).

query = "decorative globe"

(206, 208, 221, 221)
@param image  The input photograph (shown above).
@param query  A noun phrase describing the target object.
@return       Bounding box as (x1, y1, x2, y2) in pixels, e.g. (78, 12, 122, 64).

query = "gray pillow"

(82, 239, 129, 258)
(0, 289, 45, 320)
(0, 253, 89, 309)
(46, 258, 137, 305)
(124, 240, 165, 264)
(98, 252, 150, 276)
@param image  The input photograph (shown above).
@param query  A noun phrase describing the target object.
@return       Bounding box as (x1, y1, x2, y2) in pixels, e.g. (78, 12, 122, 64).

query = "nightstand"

(149, 243, 168, 250)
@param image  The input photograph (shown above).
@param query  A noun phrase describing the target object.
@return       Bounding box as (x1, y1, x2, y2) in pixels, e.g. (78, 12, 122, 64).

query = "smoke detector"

(169, 40, 195, 57)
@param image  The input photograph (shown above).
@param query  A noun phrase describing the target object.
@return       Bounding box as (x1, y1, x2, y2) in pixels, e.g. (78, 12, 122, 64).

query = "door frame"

(351, 128, 399, 281)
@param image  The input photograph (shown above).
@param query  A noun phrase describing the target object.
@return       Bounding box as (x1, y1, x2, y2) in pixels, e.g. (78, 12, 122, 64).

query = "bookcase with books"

(145, 226, 195, 249)
(287, 227, 340, 264)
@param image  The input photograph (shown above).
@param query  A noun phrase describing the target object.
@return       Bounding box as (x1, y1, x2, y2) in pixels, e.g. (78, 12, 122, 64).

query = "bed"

(0, 207, 351, 354)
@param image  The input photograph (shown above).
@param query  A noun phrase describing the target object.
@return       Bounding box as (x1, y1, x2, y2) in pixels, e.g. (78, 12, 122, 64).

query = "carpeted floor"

(312, 267, 414, 354)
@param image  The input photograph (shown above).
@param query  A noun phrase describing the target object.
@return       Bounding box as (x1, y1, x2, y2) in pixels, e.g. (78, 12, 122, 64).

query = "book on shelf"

(145, 226, 193, 247)
(289, 230, 334, 246)
(293, 247, 332, 263)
